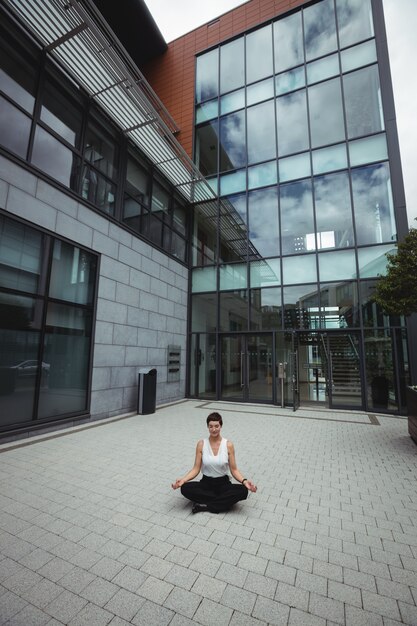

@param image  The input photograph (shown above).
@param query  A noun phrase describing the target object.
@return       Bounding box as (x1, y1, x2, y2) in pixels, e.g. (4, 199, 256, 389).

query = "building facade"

(0, 0, 413, 440)
(144, 0, 412, 414)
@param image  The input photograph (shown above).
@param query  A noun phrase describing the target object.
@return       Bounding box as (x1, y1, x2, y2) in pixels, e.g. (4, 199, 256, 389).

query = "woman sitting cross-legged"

(171, 412, 257, 514)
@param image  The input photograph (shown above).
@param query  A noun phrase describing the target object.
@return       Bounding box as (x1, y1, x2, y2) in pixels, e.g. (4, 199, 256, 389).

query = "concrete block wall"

(0, 156, 188, 423)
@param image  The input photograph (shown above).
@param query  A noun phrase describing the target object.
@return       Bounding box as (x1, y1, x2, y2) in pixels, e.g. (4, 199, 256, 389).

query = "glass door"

(326, 332, 363, 409)
(220, 334, 273, 403)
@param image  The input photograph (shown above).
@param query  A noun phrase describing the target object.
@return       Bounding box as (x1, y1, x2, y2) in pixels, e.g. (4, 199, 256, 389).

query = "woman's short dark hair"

(206, 412, 223, 426)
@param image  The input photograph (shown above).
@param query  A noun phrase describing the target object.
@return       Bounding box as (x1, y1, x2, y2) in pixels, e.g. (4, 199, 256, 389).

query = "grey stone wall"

(0, 156, 188, 422)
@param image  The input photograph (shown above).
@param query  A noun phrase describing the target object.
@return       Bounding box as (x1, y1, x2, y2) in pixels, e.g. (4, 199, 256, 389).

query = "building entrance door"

(220, 334, 274, 403)
(295, 331, 364, 410)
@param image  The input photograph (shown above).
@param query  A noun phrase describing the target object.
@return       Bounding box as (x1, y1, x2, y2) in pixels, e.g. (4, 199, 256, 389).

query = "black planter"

(406, 387, 417, 445)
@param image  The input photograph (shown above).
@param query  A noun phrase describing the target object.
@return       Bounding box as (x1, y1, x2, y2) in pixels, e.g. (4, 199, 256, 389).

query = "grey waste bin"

(137, 367, 157, 414)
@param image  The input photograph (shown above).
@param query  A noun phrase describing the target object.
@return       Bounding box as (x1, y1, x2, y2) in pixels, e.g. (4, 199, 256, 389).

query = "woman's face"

(208, 420, 222, 437)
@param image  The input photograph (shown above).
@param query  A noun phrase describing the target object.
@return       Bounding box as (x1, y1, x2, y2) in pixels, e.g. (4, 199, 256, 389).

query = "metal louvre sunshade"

(4, 0, 216, 203)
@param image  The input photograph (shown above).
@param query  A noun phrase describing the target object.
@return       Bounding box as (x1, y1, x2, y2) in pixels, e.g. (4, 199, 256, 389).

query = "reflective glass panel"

(123, 197, 145, 234)
(220, 111, 246, 171)
(357, 244, 396, 278)
(250, 259, 281, 287)
(247, 78, 274, 106)
(192, 266, 217, 292)
(282, 255, 317, 285)
(336, 0, 374, 48)
(220, 37, 244, 94)
(307, 54, 339, 85)
(220, 89, 245, 115)
(248, 187, 279, 257)
(320, 281, 359, 328)
(364, 329, 397, 412)
(151, 182, 170, 214)
(247, 100, 276, 165)
(220, 170, 246, 196)
(219, 197, 248, 264)
(0, 66, 35, 115)
(41, 80, 82, 147)
(351, 163, 395, 245)
(219, 290, 248, 331)
(309, 78, 345, 148)
(173, 200, 187, 235)
(304, 0, 337, 61)
(314, 172, 355, 250)
(0, 217, 43, 293)
(0, 96, 31, 160)
(196, 100, 218, 124)
(360, 279, 401, 327)
(0, 314, 41, 425)
(191, 293, 217, 332)
(81, 166, 115, 215)
(280, 180, 314, 255)
(246, 24, 273, 84)
(275, 67, 305, 96)
(190, 333, 217, 398)
(312, 144, 348, 175)
(125, 155, 149, 206)
(279, 152, 310, 182)
(274, 11, 304, 72)
(196, 49, 219, 103)
(219, 263, 247, 291)
(192, 202, 217, 267)
(38, 304, 92, 418)
(170, 232, 186, 263)
(344, 65, 384, 139)
(250, 287, 282, 330)
(277, 89, 309, 155)
(248, 162, 277, 190)
(318, 249, 356, 281)
(341, 40, 377, 73)
(84, 123, 118, 179)
(349, 134, 388, 167)
(32, 127, 77, 188)
(283, 284, 319, 329)
(49, 241, 97, 306)
(195, 122, 218, 176)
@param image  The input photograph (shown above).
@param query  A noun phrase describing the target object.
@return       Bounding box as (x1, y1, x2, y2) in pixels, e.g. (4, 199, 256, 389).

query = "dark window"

(0, 96, 31, 159)
(343, 65, 384, 139)
(40, 76, 83, 147)
(32, 126, 79, 189)
(220, 111, 246, 172)
(195, 122, 219, 176)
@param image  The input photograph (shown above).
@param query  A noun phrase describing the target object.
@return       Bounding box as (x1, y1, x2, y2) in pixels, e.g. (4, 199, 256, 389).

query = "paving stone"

(243, 571, 277, 599)
(220, 583, 256, 615)
(136, 575, 173, 604)
(229, 611, 268, 626)
(59, 566, 96, 594)
(362, 589, 401, 620)
(164, 564, 199, 591)
(103, 587, 146, 621)
(111, 565, 147, 592)
(131, 599, 174, 626)
(309, 592, 344, 624)
(80, 578, 119, 607)
(192, 597, 233, 626)
(265, 560, 297, 585)
(343, 566, 377, 592)
(328, 579, 362, 607)
(89, 556, 124, 581)
(44, 589, 88, 623)
(274, 581, 309, 611)
(0, 590, 27, 622)
(163, 586, 202, 618)
(21, 578, 63, 609)
(67, 602, 114, 626)
(345, 604, 384, 625)
(191, 573, 227, 601)
(295, 570, 327, 595)
(252, 595, 290, 625)
(5, 603, 52, 626)
(215, 562, 248, 588)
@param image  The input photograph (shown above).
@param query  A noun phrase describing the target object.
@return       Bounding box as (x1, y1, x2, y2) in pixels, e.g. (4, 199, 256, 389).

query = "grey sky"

(145, 0, 417, 227)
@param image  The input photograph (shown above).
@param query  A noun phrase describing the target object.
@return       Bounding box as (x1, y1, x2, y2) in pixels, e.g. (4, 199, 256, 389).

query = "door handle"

(240, 352, 244, 387)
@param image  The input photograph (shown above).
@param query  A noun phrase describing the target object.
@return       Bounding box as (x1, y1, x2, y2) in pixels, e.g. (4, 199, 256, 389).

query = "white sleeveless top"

(202, 438, 229, 478)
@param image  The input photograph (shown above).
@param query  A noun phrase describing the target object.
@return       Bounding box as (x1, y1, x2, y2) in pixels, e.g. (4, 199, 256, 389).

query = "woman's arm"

(171, 440, 203, 489)
(227, 440, 257, 493)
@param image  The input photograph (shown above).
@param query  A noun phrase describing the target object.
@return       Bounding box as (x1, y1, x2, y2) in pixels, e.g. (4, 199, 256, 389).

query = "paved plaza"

(0, 400, 417, 625)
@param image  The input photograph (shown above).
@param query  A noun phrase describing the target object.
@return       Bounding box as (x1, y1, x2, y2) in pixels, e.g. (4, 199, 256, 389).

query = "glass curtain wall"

(0, 215, 98, 430)
(190, 0, 408, 411)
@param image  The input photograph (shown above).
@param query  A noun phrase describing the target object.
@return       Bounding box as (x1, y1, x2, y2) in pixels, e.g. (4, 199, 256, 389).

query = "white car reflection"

(11, 360, 50, 377)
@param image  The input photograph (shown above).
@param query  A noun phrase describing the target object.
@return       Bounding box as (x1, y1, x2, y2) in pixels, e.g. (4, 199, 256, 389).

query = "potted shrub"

(406, 386, 417, 444)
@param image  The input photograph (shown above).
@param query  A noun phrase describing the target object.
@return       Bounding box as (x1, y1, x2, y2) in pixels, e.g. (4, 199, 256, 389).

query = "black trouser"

(180, 475, 248, 513)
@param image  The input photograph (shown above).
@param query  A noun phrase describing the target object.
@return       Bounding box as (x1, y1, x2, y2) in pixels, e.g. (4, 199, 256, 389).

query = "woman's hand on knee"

(244, 479, 257, 493)
(172, 478, 184, 490)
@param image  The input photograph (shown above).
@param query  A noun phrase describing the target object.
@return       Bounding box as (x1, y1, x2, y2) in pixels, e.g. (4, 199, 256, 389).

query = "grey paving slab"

(0, 400, 416, 625)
